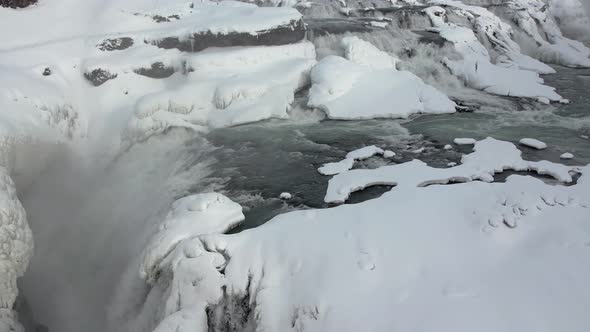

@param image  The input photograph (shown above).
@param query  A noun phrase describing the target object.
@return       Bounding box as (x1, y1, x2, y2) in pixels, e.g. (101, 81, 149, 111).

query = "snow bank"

(124, 138, 590, 332)
(325, 137, 578, 203)
(308, 37, 456, 119)
(125, 42, 316, 142)
(0, 0, 303, 51)
(424, 6, 564, 102)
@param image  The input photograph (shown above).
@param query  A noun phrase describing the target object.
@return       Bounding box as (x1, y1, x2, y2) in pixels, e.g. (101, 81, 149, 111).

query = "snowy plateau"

(1, 0, 590, 332)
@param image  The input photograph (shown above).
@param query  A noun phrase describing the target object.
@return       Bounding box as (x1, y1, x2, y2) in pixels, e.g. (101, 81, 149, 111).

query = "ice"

(0, 167, 33, 311)
(325, 138, 577, 203)
(453, 137, 476, 145)
(124, 138, 590, 332)
(444, 144, 453, 150)
(424, 6, 564, 102)
(308, 37, 456, 119)
(560, 153, 574, 160)
(519, 138, 548, 150)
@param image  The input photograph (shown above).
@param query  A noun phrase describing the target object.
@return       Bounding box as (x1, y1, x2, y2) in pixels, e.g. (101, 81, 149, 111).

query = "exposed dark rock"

(0, 0, 37, 8)
(84, 68, 118, 86)
(453, 100, 480, 113)
(146, 19, 306, 52)
(42, 67, 51, 76)
(152, 14, 181, 23)
(97, 37, 134, 51)
(133, 62, 175, 78)
(206, 277, 256, 332)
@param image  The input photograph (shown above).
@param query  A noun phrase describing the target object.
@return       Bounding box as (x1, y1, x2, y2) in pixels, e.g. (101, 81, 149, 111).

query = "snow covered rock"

(325, 137, 576, 203)
(140, 193, 244, 283)
(560, 152, 575, 160)
(424, 6, 563, 101)
(345, 145, 384, 160)
(519, 138, 547, 150)
(429, 0, 556, 74)
(0, 167, 33, 311)
(279, 192, 293, 199)
(318, 145, 384, 175)
(125, 42, 317, 142)
(308, 37, 456, 119)
(506, 0, 590, 68)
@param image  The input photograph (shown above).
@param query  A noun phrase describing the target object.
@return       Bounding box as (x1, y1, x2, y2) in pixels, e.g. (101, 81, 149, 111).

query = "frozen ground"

(0, 0, 589, 331)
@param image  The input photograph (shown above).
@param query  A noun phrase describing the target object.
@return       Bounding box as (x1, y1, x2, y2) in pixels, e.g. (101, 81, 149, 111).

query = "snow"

(345, 145, 384, 160)
(507, 0, 590, 68)
(424, 6, 564, 102)
(140, 193, 244, 283)
(383, 150, 396, 158)
(411, 147, 425, 153)
(318, 145, 384, 175)
(125, 42, 317, 142)
(537, 97, 551, 105)
(123, 138, 590, 332)
(519, 138, 548, 150)
(0, 309, 23, 332)
(560, 153, 575, 160)
(279, 192, 293, 199)
(453, 137, 476, 145)
(325, 138, 577, 203)
(308, 37, 456, 119)
(317, 158, 355, 176)
(0, 0, 589, 330)
(369, 21, 389, 28)
(341, 37, 397, 70)
(428, 0, 556, 75)
(0, 1, 303, 50)
(0, 167, 33, 311)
